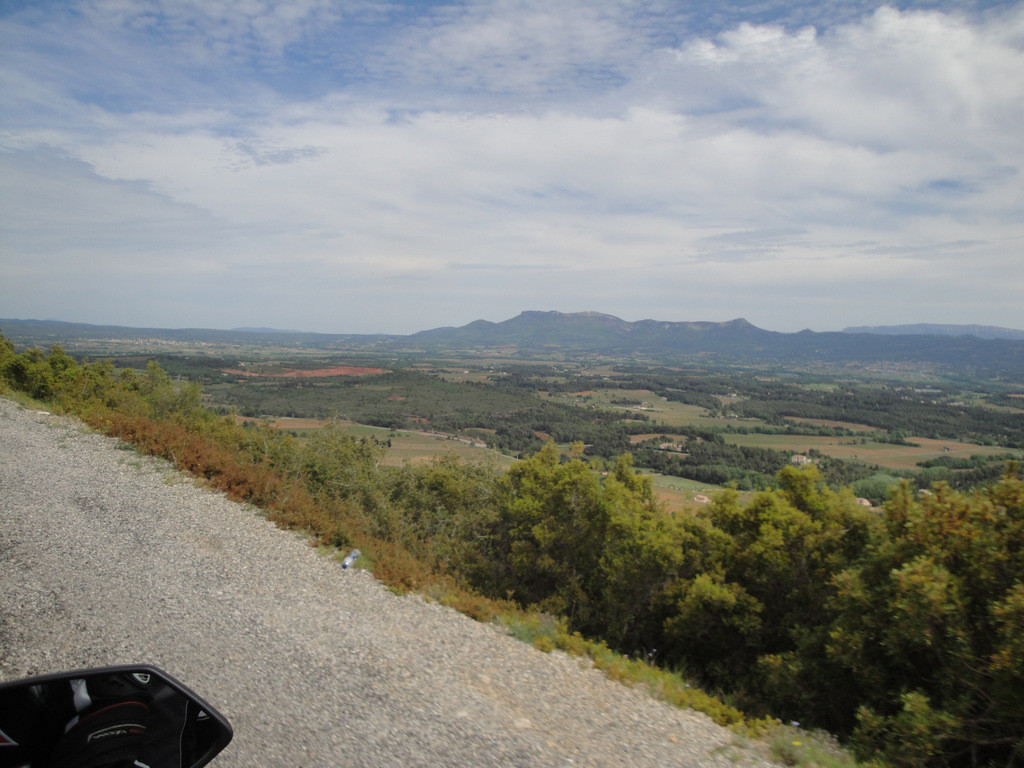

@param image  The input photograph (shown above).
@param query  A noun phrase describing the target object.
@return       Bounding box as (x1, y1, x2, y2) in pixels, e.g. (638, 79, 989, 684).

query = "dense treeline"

(207, 369, 540, 422)
(4, 339, 1023, 767)
(634, 439, 788, 489)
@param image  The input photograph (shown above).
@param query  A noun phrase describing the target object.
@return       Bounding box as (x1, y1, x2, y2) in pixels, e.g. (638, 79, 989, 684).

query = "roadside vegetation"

(3, 335, 1023, 768)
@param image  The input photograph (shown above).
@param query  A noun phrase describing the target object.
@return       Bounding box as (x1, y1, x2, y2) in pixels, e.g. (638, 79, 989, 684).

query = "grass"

(635, 469, 736, 513)
(6, 390, 46, 411)
(766, 724, 860, 767)
(380, 431, 516, 468)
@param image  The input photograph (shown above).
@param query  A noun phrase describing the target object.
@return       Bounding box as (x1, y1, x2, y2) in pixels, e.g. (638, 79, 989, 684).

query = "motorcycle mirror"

(0, 664, 232, 768)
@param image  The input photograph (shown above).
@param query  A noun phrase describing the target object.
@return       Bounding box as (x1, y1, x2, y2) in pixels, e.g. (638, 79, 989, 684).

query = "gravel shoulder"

(0, 397, 776, 767)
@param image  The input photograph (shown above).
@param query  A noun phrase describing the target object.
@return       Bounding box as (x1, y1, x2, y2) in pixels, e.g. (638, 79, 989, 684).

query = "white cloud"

(1, 1, 1022, 332)
(382, 0, 642, 97)
(665, 6, 1024, 153)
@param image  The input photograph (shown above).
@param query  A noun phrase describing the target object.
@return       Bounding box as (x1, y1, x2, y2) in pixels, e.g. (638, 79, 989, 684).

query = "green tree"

(493, 441, 609, 623)
(592, 454, 683, 649)
(298, 421, 392, 537)
(138, 360, 203, 420)
(1, 344, 77, 400)
(660, 466, 875, 722)
(390, 453, 506, 578)
(827, 467, 1024, 766)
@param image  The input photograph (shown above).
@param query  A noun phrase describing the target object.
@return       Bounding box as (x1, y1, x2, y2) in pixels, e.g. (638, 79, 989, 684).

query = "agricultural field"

(723, 432, 1012, 471)
(564, 387, 763, 429)
(554, 385, 1020, 479)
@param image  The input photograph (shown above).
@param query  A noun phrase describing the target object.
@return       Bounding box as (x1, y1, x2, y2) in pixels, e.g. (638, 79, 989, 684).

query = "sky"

(1, 0, 1022, 335)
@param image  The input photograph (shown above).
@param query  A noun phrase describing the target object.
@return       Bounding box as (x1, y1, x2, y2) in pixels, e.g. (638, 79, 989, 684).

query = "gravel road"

(0, 398, 776, 767)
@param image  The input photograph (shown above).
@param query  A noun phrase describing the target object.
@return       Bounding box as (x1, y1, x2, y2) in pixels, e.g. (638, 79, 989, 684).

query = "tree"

(493, 441, 609, 623)
(389, 453, 505, 578)
(592, 454, 682, 650)
(660, 466, 875, 723)
(827, 467, 1024, 766)
(298, 421, 393, 537)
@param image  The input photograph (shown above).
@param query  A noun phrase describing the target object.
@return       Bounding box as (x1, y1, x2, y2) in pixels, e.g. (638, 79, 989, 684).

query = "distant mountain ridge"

(410, 312, 1023, 374)
(0, 318, 392, 347)
(843, 323, 1024, 341)
(3, 313, 1023, 381)
(411, 311, 774, 356)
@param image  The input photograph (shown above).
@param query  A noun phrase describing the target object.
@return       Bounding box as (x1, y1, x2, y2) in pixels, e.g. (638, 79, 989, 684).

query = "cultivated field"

(723, 432, 1011, 471)
(548, 388, 762, 429)
(566, 389, 1012, 472)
